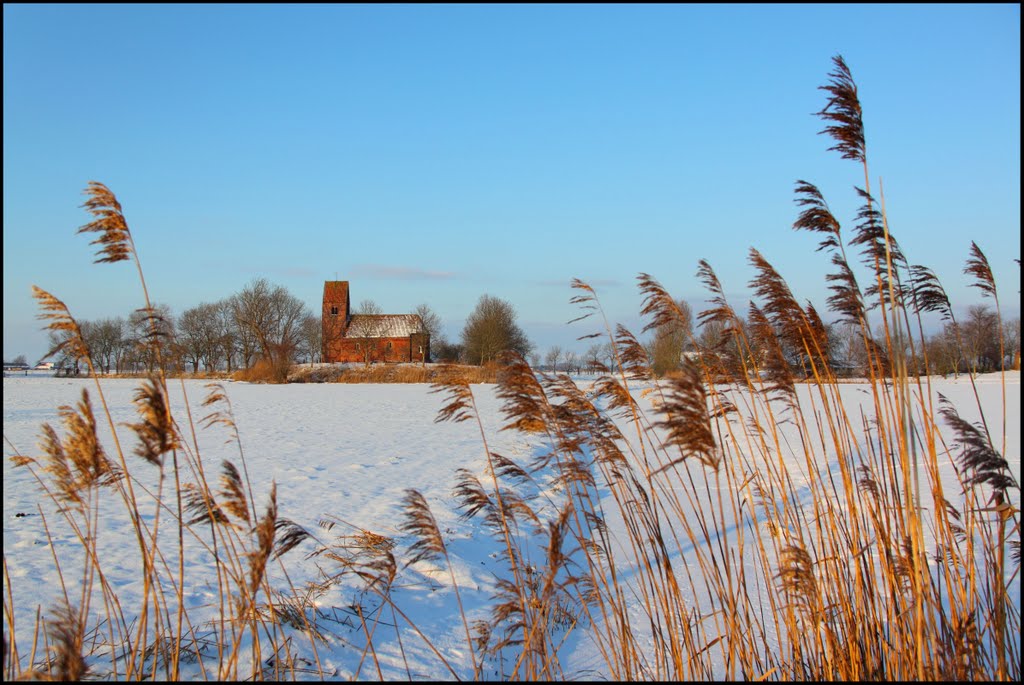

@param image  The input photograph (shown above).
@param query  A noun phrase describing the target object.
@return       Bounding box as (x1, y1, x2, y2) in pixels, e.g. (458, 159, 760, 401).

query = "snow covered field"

(3, 371, 1019, 680)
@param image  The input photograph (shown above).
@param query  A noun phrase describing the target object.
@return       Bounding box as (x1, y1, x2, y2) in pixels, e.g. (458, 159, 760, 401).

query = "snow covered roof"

(344, 314, 424, 338)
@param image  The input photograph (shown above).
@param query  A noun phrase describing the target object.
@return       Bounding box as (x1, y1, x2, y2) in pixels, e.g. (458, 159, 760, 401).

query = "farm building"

(321, 281, 430, 364)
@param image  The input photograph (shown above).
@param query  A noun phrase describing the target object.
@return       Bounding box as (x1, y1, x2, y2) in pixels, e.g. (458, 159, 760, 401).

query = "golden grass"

(5, 54, 1019, 681)
(284, 362, 501, 384)
(231, 357, 291, 384)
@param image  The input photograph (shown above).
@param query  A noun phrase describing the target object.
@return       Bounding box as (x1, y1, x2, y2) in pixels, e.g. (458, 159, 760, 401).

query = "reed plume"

(964, 241, 997, 299)
(245, 484, 277, 600)
(199, 383, 242, 445)
(816, 54, 865, 163)
(614, 325, 654, 382)
(746, 303, 796, 402)
(567, 278, 600, 328)
(792, 180, 842, 252)
(791, 181, 867, 329)
(909, 264, 954, 321)
(453, 468, 497, 522)
(638, 273, 692, 335)
(850, 187, 912, 313)
(431, 365, 477, 424)
(651, 359, 720, 472)
(39, 423, 81, 510)
(41, 602, 88, 681)
(218, 460, 252, 526)
(747, 250, 810, 360)
(399, 489, 447, 567)
(495, 351, 550, 434)
(273, 517, 311, 560)
(938, 396, 1018, 502)
(35, 389, 122, 510)
(127, 377, 180, 467)
(32, 287, 91, 366)
(695, 259, 735, 327)
(182, 482, 228, 526)
(78, 181, 132, 264)
(776, 543, 819, 615)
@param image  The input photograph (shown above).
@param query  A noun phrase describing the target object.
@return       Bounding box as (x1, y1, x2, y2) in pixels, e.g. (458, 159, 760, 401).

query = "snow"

(3, 370, 1020, 679)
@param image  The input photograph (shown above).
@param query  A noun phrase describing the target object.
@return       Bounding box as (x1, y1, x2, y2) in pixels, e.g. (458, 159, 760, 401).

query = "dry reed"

(4, 54, 1018, 682)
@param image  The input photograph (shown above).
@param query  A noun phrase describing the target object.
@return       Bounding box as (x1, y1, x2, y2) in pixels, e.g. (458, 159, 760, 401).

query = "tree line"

(33, 274, 1017, 378)
(42, 278, 319, 375)
(536, 298, 1020, 379)
(37, 278, 537, 375)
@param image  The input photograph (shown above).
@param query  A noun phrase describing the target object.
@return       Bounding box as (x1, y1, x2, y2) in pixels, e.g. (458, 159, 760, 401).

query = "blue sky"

(4, 4, 1020, 362)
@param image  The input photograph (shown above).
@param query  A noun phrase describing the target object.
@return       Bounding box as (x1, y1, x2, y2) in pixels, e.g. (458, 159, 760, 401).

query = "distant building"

(322, 281, 430, 364)
(3, 362, 30, 375)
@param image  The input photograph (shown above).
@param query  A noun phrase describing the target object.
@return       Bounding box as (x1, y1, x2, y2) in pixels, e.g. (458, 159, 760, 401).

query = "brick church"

(321, 281, 430, 363)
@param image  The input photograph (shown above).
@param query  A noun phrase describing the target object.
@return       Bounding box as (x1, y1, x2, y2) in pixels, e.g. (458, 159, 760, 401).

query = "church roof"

(344, 314, 424, 338)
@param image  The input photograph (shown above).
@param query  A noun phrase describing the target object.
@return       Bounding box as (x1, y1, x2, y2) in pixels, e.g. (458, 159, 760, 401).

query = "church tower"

(322, 281, 350, 362)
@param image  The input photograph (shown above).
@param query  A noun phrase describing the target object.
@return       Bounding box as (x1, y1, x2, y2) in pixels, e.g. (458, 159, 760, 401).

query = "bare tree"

(925, 324, 963, 377)
(177, 302, 223, 373)
(297, 313, 322, 365)
(413, 302, 445, 365)
(414, 303, 444, 343)
(460, 294, 532, 365)
(1004, 316, 1020, 369)
(355, 299, 383, 315)
(601, 341, 616, 370)
(961, 304, 1001, 372)
(545, 345, 563, 373)
(564, 350, 579, 375)
(433, 340, 464, 363)
(828, 320, 868, 377)
(584, 344, 604, 373)
(230, 278, 311, 370)
(215, 297, 241, 372)
(86, 317, 126, 374)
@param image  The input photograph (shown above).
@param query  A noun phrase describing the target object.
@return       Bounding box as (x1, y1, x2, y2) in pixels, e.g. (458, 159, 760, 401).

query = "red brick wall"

(330, 337, 415, 363)
(322, 282, 350, 363)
